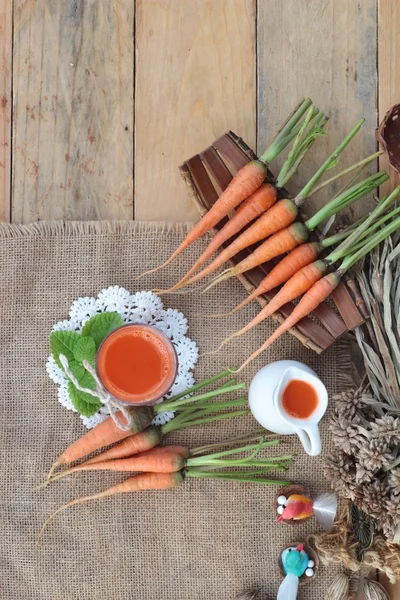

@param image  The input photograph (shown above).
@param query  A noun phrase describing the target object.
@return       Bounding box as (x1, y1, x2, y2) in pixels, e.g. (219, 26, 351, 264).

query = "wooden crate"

(180, 131, 365, 354)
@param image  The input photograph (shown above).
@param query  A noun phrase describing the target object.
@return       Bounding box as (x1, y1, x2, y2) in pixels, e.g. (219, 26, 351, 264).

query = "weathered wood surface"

(257, 0, 378, 220)
(378, 0, 400, 195)
(12, 0, 134, 222)
(0, 2, 12, 222)
(134, 0, 256, 221)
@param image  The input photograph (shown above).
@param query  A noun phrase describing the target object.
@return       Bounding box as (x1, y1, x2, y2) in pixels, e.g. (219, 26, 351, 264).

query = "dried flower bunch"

(309, 502, 400, 585)
(324, 387, 400, 541)
(324, 234, 400, 543)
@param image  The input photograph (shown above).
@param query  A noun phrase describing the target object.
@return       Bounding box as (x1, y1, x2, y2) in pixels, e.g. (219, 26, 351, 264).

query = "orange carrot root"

(84, 425, 162, 465)
(42, 446, 189, 488)
(237, 272, 341, 370)
(46, 406, 154, 480)
(207, 242, 322, 317)
(222, 259, 327, 343)
(159, 184, 278, 292)
(37, 471, 184, 543)
(136, 160, 268, 279)
(173, 198, 299, 291)
(204, 221, 310, 293)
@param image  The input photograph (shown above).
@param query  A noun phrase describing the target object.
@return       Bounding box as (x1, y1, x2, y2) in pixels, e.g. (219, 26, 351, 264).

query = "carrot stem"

(187, 468, 287, 476)
(327, 186, 400, 263)
(161, 409, 249, 434)
(189, 440, 281, 462)
(295, 119, 365, 203)
(321, 218, 368, 247)
(276, 109, 328, 188)
(158, 382, 245, 412)
(162, 369, 232, 403)
(187, 455, 293, 468)
(163, 398, 248, 430)
(189, 430, 272, 455)
(305, 172, 389, 232)
(339, 213, 400, 273)
(260, 98, 313, 164)
(185, 469, 289, 485)
(347, 205, 400, 255)
(168, 398, 248, 424)
(308, 150, 383, 197)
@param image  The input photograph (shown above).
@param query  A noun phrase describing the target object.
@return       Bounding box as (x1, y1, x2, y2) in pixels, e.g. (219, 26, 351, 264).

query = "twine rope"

(59, 354, 133, 431)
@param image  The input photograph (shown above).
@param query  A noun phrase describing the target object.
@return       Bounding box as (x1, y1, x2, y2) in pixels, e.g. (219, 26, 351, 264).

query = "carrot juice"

(96, 324, 178, 405)
(282, 379, 318, 420)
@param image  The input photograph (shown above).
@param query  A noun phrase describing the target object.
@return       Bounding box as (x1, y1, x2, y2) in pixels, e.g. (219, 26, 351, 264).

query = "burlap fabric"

(0, 222, 348, 600)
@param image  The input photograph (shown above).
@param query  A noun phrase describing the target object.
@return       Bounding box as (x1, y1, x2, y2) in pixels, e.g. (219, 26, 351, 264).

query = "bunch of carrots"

(136, 97, 398, 366)
(38, 371, 292, 539)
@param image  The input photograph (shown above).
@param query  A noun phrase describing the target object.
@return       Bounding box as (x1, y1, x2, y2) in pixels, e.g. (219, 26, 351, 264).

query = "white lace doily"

(46, 286, 198, 429)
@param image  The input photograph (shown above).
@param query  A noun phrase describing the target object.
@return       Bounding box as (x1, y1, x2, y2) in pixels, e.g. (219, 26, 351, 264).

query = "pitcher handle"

(297, 426, 321, 456)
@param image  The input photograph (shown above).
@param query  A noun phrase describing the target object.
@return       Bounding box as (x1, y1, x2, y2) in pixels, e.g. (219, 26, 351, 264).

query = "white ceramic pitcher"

(248, 360, 328, 456)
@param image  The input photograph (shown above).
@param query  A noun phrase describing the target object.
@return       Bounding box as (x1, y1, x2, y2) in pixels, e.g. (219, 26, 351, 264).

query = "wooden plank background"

(12, 0, 134, 221)
(0, 1, 12, 222)
(257, 0, 378, 220)
(3, 0, 399, 224)
(1, 1, 400, 597)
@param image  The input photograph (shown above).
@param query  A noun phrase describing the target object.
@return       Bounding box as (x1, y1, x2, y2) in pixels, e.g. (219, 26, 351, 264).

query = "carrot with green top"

(136, 99, 315, 280)
(237, 196, 400, 370)
(40, 437, 292, 487)
(45, 369, 240, 479)
(156, 108, 328, 293)
(203, 171, 388, 292)
(165, 120, 366, 291)
(154, 184, 278, 292)
(209, 215, 376, 317)
(38, 467, 291, 543)
(215, 187, 400, 349)
(37, 436, 293, 541)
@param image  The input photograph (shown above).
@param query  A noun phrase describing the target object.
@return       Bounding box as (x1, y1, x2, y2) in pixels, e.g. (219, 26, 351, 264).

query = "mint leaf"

(68, 361, 97, 392)
(73, 336, 96, 363)
(81, 311, 124, 348)
(50, 330, 82, 369)
(68, 382, 102, 417)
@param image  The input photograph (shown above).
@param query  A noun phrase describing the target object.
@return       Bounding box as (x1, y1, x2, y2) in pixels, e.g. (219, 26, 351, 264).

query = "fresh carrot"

(237, 200, 400, 370)
(216, 260, 327, 350)
(155, 184, 278, 293)
(213, 188, 400, 352)
(212, 219, 365, 317)
(42, 436, 288, 486)
(237, 273, 341, 371)
(136, 99, 314, 279)
(46, 370, 233, 479)
(82, 425, 163, 464)
(45, 446, 190, 484)
(168, 121, 367, 291)
(204, 172, 388, 291)
(37, 437, 293, 539)
(47, 406, 154, 479)
(174, 199, 300, 289)
(38, 462, 292, 541)
(215, 242, 323, 317)
(156, 107, 328, 293)
(45, 371, 246, 481)
(41, 434, 293, 488)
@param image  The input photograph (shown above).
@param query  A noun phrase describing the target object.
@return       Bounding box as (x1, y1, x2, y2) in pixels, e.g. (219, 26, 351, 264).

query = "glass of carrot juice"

(96, 324, 178, 406)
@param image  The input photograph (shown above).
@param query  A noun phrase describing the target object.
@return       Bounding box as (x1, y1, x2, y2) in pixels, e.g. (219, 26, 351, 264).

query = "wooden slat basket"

(180, 131, 365, 354)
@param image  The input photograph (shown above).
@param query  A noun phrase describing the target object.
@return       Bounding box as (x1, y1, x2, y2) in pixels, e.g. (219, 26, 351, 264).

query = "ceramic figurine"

(277, 544, 314, 599)
(276, 490, 337, 531)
